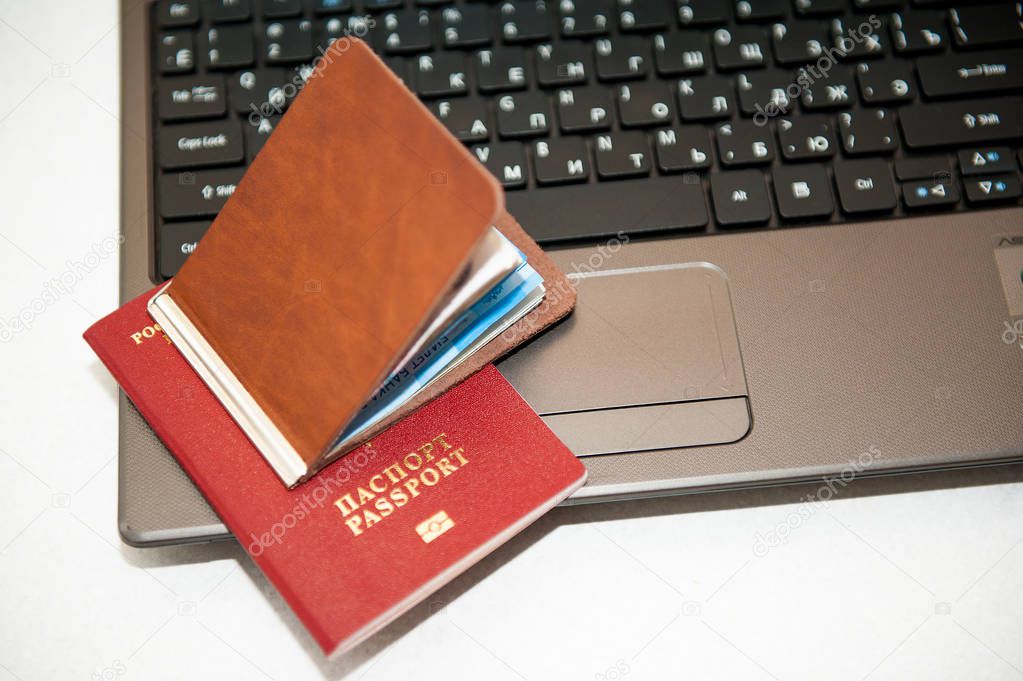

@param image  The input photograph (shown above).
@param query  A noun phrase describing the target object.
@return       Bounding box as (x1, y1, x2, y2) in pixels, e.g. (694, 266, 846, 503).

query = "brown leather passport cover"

(162, 38, 574, 477)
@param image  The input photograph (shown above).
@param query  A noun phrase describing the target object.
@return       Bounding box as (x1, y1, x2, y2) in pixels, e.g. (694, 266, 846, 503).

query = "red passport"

(84, 288, 586, 656)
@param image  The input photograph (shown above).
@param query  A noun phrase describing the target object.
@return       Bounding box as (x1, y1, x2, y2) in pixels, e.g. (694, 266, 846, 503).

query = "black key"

(594, 36, 649, 80)
(476, 48, 529, 92)
(243, 114, 279, 161)
(852, 0, 899, 9)
(500, 0, 551, 43)
(962, 174, 1022, 203)
(799, 64, 855, 109)
(949, 4, 1023, 49)
(264, 19, 313, 63)
(653, 32, 709, 75)
(831, 17, 886, 60)
(772, 164, 834, 219)
(676, 75, 734, 120)
(618, 0, 670, 32)
(710, 170, 770, 225)
(471, 142, 529, 188)
(777, 115, 836, 160)
(318, 15, 360, 52)
(158, 76, 227, 120)
(365, 0, 403, 11)
(737, 70, 793, 116)
(902, 178, 960, 209)
(206, 0, 252, 22)
(855, 61, 914, 104)
(833, 158, 896, 213)
(158, 220, 212, 278)
(159, 1, 200, 26)
(262, 0, 301, 17)
(616, 81, 674, 127)
(893, 155, 950, 181)
(532, 138, 591, 184)
(496, 91, 550, 137)
(314, 0, 352, 13)
(677, 0, 728, 27)
(505, 176, 707, 241)
(443, 5, 493, 48)
(202, 25, 254, 69)
(958, 147, 1014, 175)
(414, 52, 468, 97)
(838, 109, 898, 155)
(556, 87, 614, 131)
(384, 55, 408, 81)
(889, 10, 944, 54)
(899, 98, 1023, 149)
(156, 30, 196, 73)
(793, 0, 844, 16)
(712, 26, 768, 70)
(228, 68, 288, 115)
(158, 120, 245, 169)
(653, 126, 713, 171)
(716, 120, 775, 166)
(917, 50, 1023, 98)
(594, 131, 651, 178)
(433, 98, 491, 141)
(159, 168, 245, 219)
(379, 10, 433, 54)
(770, 21, 829, 65)
(734, 0, 785, 22)
(560, 0, 611, 37)
(535, 43, 589, 86)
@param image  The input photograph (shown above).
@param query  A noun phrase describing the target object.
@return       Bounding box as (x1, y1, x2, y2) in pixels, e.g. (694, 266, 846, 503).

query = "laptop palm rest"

(498, 262, 751, 456)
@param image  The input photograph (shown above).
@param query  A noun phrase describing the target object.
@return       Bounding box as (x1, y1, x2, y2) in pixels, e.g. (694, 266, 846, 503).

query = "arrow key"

(901, 178, 960, 210)
(957, 147, 1014, 176)
(963, 174, 1022, 204)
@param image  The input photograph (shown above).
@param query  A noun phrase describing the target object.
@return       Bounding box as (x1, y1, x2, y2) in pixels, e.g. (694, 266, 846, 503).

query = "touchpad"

(498, 263, 751, 456)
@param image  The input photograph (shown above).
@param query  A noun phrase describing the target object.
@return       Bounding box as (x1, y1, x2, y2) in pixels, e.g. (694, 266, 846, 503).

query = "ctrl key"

(833, 159, 896, 215)
(159, 168, 245, 219)
(159, 220, 212, 278)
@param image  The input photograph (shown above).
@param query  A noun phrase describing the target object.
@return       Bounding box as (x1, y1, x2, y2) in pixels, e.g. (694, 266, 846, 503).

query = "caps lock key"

(157, 120, 244, 169)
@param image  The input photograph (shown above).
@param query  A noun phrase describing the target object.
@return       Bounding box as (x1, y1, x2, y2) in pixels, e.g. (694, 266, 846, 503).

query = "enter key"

(917, 49, 1023, 97)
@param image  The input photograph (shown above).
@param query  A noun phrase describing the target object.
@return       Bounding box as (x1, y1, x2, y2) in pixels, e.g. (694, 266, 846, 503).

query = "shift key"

(900, 98, 1023, 149)
(159, 167, 245, 219)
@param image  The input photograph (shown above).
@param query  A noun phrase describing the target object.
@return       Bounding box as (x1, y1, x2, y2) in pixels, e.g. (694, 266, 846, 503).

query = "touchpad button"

(498, 263, 751, 456)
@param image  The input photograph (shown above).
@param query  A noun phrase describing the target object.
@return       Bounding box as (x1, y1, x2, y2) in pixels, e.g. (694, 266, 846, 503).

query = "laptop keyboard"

(149, 0, 1023, 278)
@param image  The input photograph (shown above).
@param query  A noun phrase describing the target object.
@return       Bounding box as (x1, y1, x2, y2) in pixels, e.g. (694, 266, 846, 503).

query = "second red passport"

(84, 288, 586, 657)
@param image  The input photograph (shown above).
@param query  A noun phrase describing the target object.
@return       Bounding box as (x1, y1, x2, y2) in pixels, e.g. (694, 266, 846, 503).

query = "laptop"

(117, 0, 1023, 545)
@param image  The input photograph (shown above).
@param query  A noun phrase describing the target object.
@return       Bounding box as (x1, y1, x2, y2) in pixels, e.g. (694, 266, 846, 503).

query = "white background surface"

(1, 2, 1022, 680)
